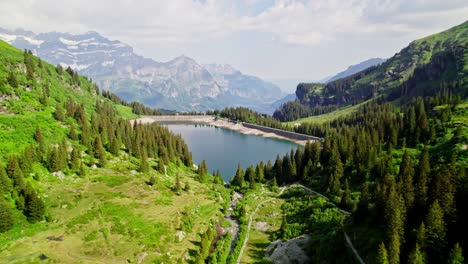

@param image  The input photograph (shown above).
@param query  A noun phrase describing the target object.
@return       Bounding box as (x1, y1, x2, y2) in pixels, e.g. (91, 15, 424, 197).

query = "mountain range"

(0, 28, 284, 113)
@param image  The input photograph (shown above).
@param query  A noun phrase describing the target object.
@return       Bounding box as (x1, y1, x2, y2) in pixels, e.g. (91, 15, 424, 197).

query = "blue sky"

(0, 0, 467, 92)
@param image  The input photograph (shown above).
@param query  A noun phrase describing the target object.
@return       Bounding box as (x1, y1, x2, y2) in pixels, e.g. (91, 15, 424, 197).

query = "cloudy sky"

(0, 0, 467, 91)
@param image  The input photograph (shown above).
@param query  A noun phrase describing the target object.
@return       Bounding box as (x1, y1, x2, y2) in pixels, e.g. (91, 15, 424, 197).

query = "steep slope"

(325, 58, 386, 83)
(0, 40, 230, 263)
(0, 28, 284, 113)
(274, 20, 468, 121)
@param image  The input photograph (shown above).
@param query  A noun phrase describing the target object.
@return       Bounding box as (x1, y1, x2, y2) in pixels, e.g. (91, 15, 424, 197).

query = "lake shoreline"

(134, 115, 309, 146)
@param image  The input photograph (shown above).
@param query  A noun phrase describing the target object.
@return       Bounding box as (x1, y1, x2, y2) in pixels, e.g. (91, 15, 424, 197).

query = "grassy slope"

(0, 160, 228, 263)
(0, 40, 229, 263)
(284, 101, 367, 125)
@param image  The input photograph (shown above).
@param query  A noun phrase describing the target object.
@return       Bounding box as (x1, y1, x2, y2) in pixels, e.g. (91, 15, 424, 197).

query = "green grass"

(0, 162, 229, 263)
(285, 101, 367, 125)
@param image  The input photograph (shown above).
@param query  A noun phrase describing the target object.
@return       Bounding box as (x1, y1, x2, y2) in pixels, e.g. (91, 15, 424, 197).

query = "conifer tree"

(377, 243, 390, 264)
(340, 179, 353, 212)
(408, 244, 425, 264)
(325, 143, 343, 196)
(415, 147, 430, 208)
(425, 200, 446, 261)
(398, 150, 415, 209)
(0, 165, 12, 195)
(78, 162, 86, 177)
(448, 243, 464, 264)
(158, 160, 165, 174)
(140, 149, 149, 173)
(70, 148, 81, 171)
(8, 70, 18, 88)
(94, 136, 106, 167)
(232, 163, 244, 188)
(273, 155, 282, 183)
(24, 185, 45, 223)
(256, 162, 264, 183)
(0, 199, 14, 232)
(68, 123, 78, 141)
(385, 183, 406, 264)
(197, 160, 207, 182)
(34, 126, 46, 156)
(7, 156, 25, 191)
(245, 165, 256, 189)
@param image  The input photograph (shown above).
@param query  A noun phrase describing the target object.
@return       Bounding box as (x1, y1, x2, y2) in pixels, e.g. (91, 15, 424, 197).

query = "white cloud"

(0, 0, 465, 46)
(0, 0, 466, 47)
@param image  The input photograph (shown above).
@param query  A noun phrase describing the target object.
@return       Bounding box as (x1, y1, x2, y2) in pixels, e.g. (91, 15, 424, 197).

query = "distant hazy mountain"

(0, 28, 284, 113)
(325, 58, 386, 83)
(271, 93, 296, 109)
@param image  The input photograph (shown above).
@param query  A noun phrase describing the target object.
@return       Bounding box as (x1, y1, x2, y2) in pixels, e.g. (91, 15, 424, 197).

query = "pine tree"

(232, 163, 244, 188)
(377, 242, 390, 264)
(197, 160, 207, 182)
(0, 165, 12, 195)
(448, 243, 464, 264)
(78, 162, 86, 177)
(273, 155, 282, 182)
(94, 136, 106, 167)
(34, 126, 46, 156)
(340, 179, 353, 212)
(385, 183, 406, 264)
(8, 70, 18, 88)
(408, 244, 425, 264)
(158, 161, 165, 174)
(398, 150, 415, 209)
(24, 185, 45, 223)
(255, 162, 264, 183)
(245, 165, 256, 189)
(69, 123, 78, 141)
(325, 143, 343, 196)
(139, 149, 149, 173)
(415, 147, 430, 208)
(70, 148, 81, 171)
(354, 182, 370, 222)
(0, 199, 14, 232)
(7, 156, 25, 191)
(425, 200, 446, 261)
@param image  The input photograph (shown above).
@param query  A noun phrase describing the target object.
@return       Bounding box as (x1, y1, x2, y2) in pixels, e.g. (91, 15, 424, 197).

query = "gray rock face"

(0, 28, 284, 113)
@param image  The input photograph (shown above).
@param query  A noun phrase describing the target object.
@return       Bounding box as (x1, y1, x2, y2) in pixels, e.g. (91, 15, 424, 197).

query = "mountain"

(0, 28, 284, 113)
(325, 58, 386, 83)
(274, 20, 468, 121)
(270, 93, 297, 109)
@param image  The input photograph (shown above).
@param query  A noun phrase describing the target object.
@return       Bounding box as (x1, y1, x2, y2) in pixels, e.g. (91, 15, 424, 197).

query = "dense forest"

(231, 94, 467, 263)
(0, 47, 192, 232)
(225, 21, 468, 264)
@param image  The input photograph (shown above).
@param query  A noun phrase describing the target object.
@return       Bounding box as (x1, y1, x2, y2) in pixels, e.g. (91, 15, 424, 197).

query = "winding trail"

(236, 187, 286, 264)
(236, 183, 365, 264)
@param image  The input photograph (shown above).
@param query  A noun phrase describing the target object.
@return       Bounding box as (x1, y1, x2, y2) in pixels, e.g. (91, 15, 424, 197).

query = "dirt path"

(236, 187, 286, 264)
(226, 192, 242, 253)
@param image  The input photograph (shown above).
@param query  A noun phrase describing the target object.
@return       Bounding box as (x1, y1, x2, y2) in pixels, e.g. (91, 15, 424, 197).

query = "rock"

(175, 231, 186, 242)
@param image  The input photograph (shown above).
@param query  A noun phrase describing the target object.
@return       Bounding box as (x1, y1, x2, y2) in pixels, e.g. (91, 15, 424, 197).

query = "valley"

(0, 7, 467, 264)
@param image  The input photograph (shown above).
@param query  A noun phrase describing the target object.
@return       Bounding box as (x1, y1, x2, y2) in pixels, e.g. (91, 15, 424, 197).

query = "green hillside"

(274, 20, 468, 122)
(0, 40, 230, 263)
